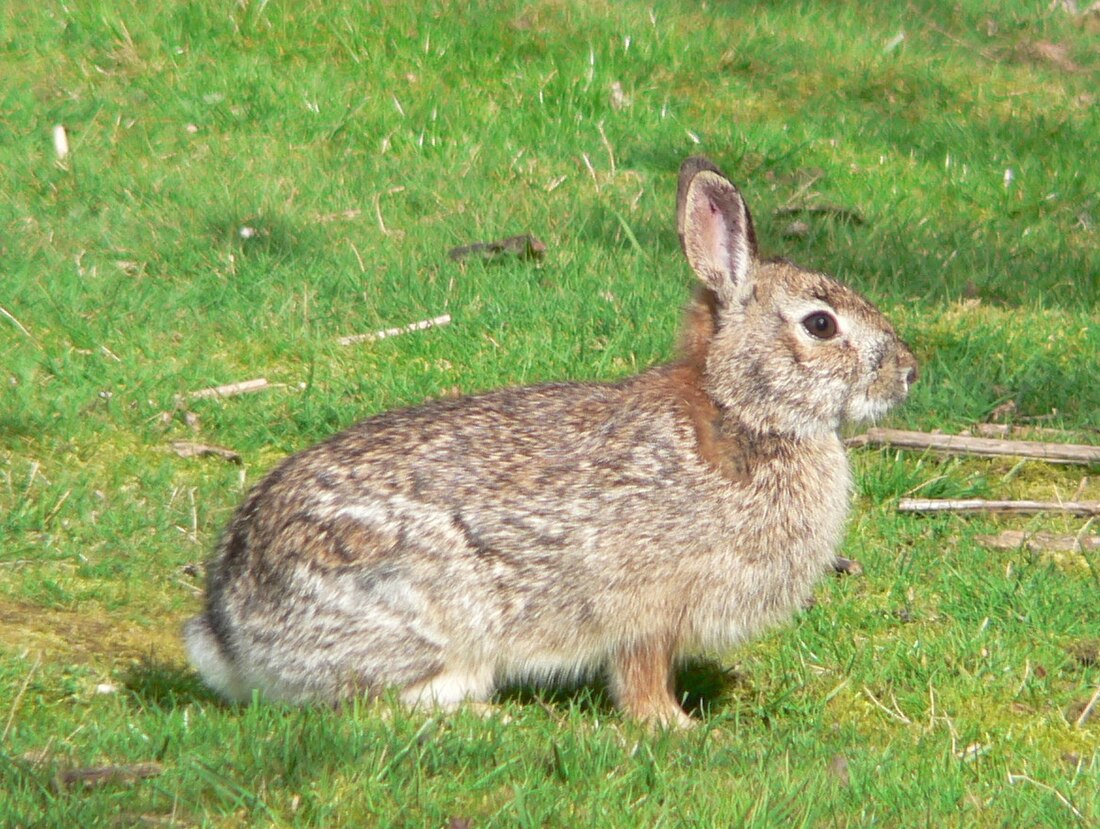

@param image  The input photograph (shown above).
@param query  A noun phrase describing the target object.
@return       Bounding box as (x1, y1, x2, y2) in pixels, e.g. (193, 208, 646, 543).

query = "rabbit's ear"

(677, 157, 758, 304)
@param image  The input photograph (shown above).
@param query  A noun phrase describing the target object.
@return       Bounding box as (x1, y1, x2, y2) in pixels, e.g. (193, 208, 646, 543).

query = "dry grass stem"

(169, 442, 243, 464)
(1075, 683, 1100, 728)
(1006, 773, 1084, 820)
(975, 530, 1100, 552)
(57, 762, 164, 789)
(337, 314, 451, 346)
(3, 653, 42, 744)
(862, 687, 913, 725)
(1, 305, 33, 337)
(188, 378, 270, 400)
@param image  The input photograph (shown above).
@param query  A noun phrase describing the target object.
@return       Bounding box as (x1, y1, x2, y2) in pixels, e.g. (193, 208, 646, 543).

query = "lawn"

(1, 0, 1098, 825)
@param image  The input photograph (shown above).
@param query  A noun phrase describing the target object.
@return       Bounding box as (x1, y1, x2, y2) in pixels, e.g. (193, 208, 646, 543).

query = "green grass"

(2, 0, 1098, 825)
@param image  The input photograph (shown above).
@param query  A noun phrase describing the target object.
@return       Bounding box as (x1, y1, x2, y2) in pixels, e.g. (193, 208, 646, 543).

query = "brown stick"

(975, 531, 1100, 552)
(899, 498, 1100, 516)
(337, 314, 451, 346)
(847, 428, 1100, 465)
(188, 378, 270, 400)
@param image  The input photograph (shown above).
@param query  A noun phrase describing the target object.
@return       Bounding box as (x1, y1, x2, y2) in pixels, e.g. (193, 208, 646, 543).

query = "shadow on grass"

(122, 657, 221, 709)
(204, 209, 304, 261)
(496, 656, 744, 721)
(122, 654, 746, 723)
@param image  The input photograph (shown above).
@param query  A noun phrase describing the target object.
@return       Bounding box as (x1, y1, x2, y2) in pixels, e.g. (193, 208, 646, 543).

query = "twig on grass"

(862, 687, 912, 725)
(181, 311, 449, 400)
(596, 120, 617, 177)
(373, 186, 406, 237)
(169, 441, 242, 464)
(187, 378, 270, 400)
(846, 428, 1100, 466)
(1072, 478, 1090, 501)
(1006, 773, 1084, 821)
(535, 698, 567, 726)
(581, 152, 599, 192)
(975, 530, 1100, 553)
(3, 653, 42, 743)
(176, 577, 203, 595)
(916, 14, 999, 63)
(338, 314, 451, 346)
(899, 498, 1100, 516)
(42, 490, 71, 526)
(57, 762, 164, 789)
(1075, 683, 1100, 728)
(0, 304, 33, 338)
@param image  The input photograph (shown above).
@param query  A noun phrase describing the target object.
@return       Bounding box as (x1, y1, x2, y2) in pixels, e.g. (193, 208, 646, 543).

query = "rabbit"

(185, 156, 917, 727)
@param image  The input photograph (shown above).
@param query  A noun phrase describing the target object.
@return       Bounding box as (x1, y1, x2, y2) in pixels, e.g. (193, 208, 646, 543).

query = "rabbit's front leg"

(608, 638, 693, 729)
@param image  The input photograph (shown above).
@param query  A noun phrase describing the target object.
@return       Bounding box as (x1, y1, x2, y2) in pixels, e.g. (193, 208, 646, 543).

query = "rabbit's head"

(677, 157, 917, 439)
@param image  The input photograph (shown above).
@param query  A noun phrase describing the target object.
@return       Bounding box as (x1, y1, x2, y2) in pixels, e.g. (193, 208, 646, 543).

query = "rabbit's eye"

(802, 312, 838, 340)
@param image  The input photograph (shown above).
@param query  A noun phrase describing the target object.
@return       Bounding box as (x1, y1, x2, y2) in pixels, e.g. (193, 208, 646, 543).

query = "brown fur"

(609, 636, 689, 728)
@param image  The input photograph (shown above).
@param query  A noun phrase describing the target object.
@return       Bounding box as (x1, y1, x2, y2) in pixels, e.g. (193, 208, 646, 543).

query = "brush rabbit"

(185, 157, 917, 727)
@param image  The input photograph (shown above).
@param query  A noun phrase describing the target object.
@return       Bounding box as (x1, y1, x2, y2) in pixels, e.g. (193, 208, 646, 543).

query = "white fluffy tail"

(184, 614, 247, 701)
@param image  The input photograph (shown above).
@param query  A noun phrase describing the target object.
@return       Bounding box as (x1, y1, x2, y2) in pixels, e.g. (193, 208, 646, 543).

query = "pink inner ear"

(697, 197, 732, 269)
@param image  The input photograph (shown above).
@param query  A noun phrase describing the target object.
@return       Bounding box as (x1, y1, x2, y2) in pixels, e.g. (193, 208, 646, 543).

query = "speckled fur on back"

(185, 156, 917, 726)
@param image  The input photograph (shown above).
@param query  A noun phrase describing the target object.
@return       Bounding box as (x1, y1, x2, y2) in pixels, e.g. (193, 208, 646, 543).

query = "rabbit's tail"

(184, 613, 247, 701)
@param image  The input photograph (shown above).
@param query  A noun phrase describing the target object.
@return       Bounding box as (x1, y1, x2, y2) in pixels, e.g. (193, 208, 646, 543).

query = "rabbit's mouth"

(846, 393, 897, 424)
(848, 364, 915, 423)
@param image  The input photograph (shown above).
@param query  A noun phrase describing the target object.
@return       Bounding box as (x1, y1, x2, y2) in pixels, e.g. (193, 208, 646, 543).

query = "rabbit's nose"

(906, 366, 918, 386)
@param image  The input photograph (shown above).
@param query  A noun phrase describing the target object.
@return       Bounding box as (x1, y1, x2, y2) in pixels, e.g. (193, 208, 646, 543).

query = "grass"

(1, 0, 1098, 825)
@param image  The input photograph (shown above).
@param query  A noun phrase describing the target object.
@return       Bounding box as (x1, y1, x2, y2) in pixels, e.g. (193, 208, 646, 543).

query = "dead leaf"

(832, 556, 863, 576)
(781, 220, 810, 239)
(987, 400, 1017, 422)
(1070, 640, 1100, 667)
(1019, 40, 1082, 73)
(20, 747, 54, 766)
(609, 81, 631, 110)
(826, 754, 850, 786)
